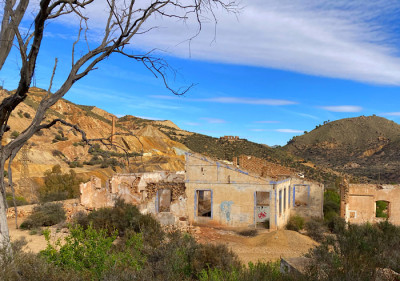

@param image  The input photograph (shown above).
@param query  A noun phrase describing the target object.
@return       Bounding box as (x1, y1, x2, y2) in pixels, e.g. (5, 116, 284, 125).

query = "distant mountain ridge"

(284, 115, 400, 183)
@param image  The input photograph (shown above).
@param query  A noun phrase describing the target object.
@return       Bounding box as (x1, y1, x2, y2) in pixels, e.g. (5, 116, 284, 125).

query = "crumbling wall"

(233, 155, 293, 180)
(80, 176, 113, 209)
(341, 184, 400, 225)
(185, 153, 293, 229)
(80, 171, 187, 226)
(290, 178, 324, 219)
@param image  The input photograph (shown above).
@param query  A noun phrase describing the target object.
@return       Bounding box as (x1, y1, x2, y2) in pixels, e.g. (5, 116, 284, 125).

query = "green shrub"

(23, 112, 31, 118)
(305, 218, 325, 242)
(286, 215, 304, 231)
(237, 229, 258, 237)
(41, 224, 146, 279)
(306, 221, 400, 281)
(20, 202, 66, 230)
(6, 193, 28, 207)
(0, 238, 84, 281)
(38, 165, 83, 202)
(10, 131, 19, 139)
(76, 199, 164, 247)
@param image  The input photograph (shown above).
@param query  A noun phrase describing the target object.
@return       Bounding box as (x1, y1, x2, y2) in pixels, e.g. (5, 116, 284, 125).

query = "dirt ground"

(193, 226, 318, 264)
(8, 218, 317, 264)
(8, 218, 66, 253)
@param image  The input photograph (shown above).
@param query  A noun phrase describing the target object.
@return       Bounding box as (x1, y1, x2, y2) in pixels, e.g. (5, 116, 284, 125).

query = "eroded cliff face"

(1, 87, 190, 199)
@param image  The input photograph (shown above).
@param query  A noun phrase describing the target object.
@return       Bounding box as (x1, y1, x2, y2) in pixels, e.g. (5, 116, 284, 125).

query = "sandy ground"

(193, 226, 318, 264)
(8, 218, 317, 263)
(8, 218, 66, 253)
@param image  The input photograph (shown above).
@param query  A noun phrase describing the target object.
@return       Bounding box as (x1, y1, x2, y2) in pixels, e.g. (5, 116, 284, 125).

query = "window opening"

(158, 189, 171, 212)
(376, 200, 389, 218)
(197, 190, 212, 217)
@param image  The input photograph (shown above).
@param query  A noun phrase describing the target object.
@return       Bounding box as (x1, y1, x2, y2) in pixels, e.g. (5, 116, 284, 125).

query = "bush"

(38, 165, 83, 203)
(305, 218, 325, 242)
(0, 238, 84, 281)
(6, 193, 28, 207)
(20, 202, 66, 230)
(286, 215, 304, 231)
(237, 229, 258, 237)
(306, 221, 400, 281)
(75, 199, 164, 247)
(41, 224, 146, 279)
(23, 112, 31, 118)
(10, 131, 19, 139)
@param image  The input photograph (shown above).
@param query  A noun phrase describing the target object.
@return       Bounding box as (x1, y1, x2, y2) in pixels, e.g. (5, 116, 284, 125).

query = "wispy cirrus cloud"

(48, 0, 400, 85)
(185, 122, 201, 126)
(150, 95, 297, 106)
(201, 117, 226, 124)
(275, 129, 304, 133)
(320, 105, 363, 112)
(381, 112, 400, 116)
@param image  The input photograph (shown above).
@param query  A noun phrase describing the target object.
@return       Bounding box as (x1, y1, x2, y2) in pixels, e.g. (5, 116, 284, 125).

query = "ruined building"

(80, 153, 324, 229)
(341, 181, 400, 225)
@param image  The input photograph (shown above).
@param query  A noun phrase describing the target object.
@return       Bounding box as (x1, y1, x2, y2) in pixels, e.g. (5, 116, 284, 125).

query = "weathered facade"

(185, 153, 324, 230)
(341, 182, 400, 225)
(79, 153, 324, 229)
(80, 171, 187, 225)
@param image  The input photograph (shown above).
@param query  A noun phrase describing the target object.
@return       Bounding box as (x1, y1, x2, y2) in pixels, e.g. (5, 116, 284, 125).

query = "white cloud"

(275, 129, 304, 133)
(381, 112, 400, 116)
(150, 95, 296, 106)
(201, 117, 226, 124)
(185, 122, 200, 126)
(137, 116, 163, 120)
(41, 0, 400, 85)
(320, 105, 363, 112)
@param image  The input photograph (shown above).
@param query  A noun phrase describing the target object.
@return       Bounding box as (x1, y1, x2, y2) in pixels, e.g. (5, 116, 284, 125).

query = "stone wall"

(185, 153, 293, 229)
(233, 155, 293, 180)
(341, 183, 400, 225)
(79, 171, 187, 226)
(7, 199, 82, 221)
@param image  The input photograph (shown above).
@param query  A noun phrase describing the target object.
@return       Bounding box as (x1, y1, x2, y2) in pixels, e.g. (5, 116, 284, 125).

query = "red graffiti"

(258, 212, 266, 219)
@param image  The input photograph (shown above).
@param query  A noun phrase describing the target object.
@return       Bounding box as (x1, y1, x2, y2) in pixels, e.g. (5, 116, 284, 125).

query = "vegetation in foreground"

(4, 199, 400, 280)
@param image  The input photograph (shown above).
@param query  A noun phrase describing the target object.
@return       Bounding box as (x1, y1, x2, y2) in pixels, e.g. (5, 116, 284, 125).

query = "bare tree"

(0, 0, 237, 251)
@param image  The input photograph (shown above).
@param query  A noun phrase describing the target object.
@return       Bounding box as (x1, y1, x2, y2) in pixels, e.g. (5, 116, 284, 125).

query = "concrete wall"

(185, 153, 293, 229)
(233, 155, 293, 180)
(342, 184, 400, 225)
(80, 172, 187, 226)
(290, 178, 324, 219)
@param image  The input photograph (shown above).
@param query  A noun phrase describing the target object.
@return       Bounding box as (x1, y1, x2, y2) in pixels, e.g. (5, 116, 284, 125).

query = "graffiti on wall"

(220, 201, 233, 222)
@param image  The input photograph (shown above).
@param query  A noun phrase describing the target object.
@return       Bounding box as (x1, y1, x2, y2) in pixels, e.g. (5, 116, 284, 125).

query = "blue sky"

(2, 0, 400, 145)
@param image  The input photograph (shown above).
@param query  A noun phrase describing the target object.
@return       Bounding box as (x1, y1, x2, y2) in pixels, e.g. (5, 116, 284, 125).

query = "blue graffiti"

(220, 201, 233, 222)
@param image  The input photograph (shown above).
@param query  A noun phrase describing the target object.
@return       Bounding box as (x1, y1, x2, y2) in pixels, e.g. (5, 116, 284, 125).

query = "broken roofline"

(184, 152, 292, 185)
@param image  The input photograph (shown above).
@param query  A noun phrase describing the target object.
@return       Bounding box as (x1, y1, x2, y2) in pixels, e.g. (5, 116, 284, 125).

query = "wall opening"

(158, 189, 171, 212)
(256, 191, 270, 228)
(284, 188, 287, 212)
(294, 185, 309, 207)
(197, 190, 212, 217)
(376, 200, 390, 218)
(279, 190, 282, 216)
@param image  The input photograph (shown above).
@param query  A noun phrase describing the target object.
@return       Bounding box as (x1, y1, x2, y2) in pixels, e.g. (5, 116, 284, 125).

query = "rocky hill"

(284, 115, 400, 183)
(2, 87, 349, 200)
(1, 88, 189, 196)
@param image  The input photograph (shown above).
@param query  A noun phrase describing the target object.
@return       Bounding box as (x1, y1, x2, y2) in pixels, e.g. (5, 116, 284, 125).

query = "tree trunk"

(0, 155, 11, 252)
